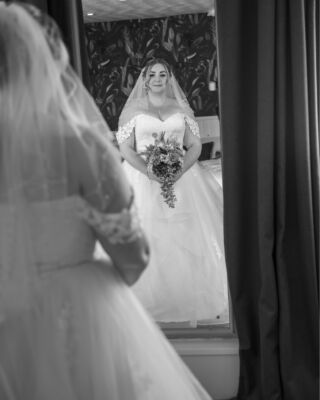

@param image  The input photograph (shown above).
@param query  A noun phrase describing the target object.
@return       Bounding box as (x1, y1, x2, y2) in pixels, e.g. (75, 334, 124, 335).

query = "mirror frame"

(81, 0, 236, 340)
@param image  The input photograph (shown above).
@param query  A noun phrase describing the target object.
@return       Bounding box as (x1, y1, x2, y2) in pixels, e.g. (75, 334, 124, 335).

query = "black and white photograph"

(0, 0, 318, 399)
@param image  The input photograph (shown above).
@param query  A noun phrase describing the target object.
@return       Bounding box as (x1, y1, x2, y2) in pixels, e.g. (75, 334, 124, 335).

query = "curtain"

(216, 0, 319, 399)
(46, 0, 91, 89)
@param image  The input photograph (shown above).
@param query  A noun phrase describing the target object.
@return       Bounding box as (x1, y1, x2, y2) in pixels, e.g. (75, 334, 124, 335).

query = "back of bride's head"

(0, 2, 116, 205)
(0, 2, 69, 123)
(0, 2, 113, 139)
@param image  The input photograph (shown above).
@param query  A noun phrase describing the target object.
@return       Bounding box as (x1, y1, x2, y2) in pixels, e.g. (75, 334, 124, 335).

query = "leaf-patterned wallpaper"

(85, 13, 218, 131)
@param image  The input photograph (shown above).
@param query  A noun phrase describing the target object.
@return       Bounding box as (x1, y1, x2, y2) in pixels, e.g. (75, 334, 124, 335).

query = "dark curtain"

(216, 0, 319, 399)
(46, 0, 91, 89)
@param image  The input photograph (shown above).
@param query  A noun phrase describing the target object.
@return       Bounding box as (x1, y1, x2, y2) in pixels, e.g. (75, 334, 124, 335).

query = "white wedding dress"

(117, 113, 229, 325)
(0, 196, 212, 399)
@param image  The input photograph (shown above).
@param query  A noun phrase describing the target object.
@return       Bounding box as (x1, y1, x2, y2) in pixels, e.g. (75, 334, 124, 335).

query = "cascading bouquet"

(141, 131, 184, 208)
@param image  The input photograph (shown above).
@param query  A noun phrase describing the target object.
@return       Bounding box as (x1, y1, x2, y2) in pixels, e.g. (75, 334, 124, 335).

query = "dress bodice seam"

(135, 112, 184, 123)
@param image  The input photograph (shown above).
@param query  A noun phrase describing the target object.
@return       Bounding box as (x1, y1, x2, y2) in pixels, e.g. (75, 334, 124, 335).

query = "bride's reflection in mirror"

(83, 7, 230, 330)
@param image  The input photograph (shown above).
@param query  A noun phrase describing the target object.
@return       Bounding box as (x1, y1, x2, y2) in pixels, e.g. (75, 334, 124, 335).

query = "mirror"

(81, 0, 232, 336)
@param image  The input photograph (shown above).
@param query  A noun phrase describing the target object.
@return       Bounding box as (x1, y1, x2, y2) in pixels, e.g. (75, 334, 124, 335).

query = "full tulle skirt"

(122, 160, 229, 325)
(0, 260, 212, 399)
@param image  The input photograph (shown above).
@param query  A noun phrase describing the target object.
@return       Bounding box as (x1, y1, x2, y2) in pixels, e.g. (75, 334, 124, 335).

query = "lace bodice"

(116, 113, 200, 152)
(0, 196, 140, 274)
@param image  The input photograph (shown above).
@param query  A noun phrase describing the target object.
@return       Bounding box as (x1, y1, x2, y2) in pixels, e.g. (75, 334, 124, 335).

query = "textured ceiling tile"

(82, 0, 214, 22)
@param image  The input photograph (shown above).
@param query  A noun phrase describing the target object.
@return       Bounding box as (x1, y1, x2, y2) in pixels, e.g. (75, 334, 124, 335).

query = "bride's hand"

(173, 169, 183, 182)
(146, 166, 162, 183)
(148, 172, 162, 182)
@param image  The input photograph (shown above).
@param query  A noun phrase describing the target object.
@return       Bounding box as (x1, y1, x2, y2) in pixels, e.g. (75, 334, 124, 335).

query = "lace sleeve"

(76, 195, 142, 245)
(116, 117, 136, 144)
(184, 115, 200, 138)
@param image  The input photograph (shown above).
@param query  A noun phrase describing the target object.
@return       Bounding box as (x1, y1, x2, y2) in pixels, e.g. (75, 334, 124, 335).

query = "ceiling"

(82, 0, 215, 23)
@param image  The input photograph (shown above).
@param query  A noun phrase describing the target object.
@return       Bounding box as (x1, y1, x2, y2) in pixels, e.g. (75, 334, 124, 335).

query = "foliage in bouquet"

(141, 132, 184, 208)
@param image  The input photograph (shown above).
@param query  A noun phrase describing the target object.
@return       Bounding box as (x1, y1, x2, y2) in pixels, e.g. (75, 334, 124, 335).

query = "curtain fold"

(46, 0, 91, 89)
(216, 0, 319, 399)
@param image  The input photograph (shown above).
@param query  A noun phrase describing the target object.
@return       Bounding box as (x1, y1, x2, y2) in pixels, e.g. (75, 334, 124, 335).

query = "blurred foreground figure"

(0, 3, 212, 399)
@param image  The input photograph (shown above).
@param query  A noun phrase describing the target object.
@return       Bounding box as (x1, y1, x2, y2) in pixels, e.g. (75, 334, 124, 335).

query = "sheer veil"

(118, 60, 196, 127)
(0, 2, 116, 319)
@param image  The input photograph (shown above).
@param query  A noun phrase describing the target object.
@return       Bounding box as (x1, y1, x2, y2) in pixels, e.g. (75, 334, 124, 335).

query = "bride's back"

(0, 113, 104, 204)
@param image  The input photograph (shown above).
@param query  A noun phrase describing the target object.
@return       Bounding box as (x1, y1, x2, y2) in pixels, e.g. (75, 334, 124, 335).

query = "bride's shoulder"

(163, 99, 187, 116)
(165, 98, 181, 109)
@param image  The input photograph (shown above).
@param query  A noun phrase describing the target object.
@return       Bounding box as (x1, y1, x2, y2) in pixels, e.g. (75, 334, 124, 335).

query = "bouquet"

(141, 131, 184, 208)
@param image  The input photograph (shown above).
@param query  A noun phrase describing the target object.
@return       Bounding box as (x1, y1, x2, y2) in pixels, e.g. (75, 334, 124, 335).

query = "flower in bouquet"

(141, 131, 184, 208)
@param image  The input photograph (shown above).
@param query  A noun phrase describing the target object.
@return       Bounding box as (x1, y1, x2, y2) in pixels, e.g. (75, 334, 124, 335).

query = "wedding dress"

(117, 112, 229, 325)
(0, 4, 215, 398)
(0, 196, 212, 399)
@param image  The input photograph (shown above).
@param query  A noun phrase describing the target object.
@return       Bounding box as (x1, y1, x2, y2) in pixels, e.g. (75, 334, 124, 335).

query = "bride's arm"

(117, 120, 161, 182)
(119, 136, 148, 177)
(94, 178, 150, 286)
(175, 123, 202, 181)
(68, 133, 150, 286)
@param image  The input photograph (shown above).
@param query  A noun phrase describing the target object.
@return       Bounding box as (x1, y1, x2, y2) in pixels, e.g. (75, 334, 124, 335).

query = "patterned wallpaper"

(85, 13, 218, 131)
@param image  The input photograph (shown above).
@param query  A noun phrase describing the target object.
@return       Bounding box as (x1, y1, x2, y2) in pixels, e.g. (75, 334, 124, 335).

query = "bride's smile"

(148, 64, 168, 93)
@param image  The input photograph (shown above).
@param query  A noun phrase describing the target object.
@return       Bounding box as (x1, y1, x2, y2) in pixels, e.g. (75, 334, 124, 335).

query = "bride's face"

(147, 64, 168, 94)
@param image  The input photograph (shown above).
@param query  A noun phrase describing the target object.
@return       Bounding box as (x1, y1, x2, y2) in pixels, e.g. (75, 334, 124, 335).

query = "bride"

(0, 3, 213, 399)
(117, 59, 229, 325)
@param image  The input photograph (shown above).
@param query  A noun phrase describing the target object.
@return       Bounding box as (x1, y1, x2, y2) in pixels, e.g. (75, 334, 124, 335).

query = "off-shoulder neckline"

(135, 112, 184, 122)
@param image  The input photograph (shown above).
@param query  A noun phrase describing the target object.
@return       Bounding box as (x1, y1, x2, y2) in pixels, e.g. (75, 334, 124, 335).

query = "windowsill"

(172, 337, 240, 399)
(171, 337, 239, 356)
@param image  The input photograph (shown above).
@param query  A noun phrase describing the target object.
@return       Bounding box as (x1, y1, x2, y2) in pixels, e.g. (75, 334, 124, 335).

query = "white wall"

(172, 338, 239, 400)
